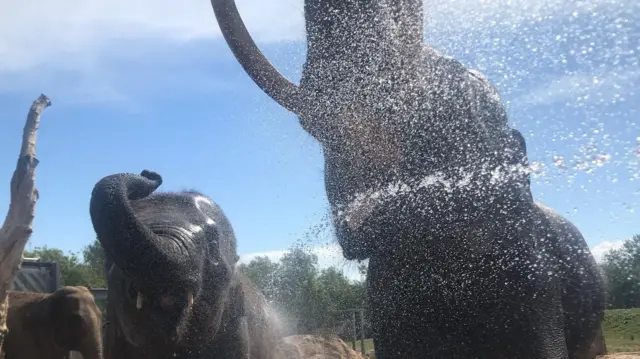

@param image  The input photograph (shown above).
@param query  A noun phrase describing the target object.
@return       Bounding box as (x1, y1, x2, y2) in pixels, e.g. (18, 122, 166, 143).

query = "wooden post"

(0, 94, 51, 353)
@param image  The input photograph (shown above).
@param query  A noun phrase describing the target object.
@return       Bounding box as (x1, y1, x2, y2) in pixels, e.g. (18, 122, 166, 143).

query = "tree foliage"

(601, 234, 640, 309)
(239, 255, 280, 299)
(82, 239, 106, 286)
(238, 246, 367, 335)
(23, 239, 106, 288)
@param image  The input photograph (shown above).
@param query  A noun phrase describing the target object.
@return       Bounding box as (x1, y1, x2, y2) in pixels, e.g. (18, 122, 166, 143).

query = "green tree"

(317, 266, 367, 332)
(240, 246, 369, 334)
(601, 234, 640, 309)
(318, 267, 364, 311)
(82, 239, 106, 288)
(238, 255, 280, 300)
(23, 246, 97, 287)
(274, 246, 327, 333)
(23, 241, 107, 288)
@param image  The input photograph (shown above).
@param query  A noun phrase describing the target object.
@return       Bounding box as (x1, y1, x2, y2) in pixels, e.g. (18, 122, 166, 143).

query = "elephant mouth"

(109, 264, 195, 349)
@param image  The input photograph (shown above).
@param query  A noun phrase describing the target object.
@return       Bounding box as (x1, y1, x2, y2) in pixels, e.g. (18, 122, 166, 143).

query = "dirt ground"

(275, 334, 366, 359)
(62, 347, 640, 359)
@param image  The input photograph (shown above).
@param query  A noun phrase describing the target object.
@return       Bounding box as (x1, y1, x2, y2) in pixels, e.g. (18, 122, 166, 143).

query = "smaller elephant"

(3, 286, 103, 359)
(91, 171, 282, 359)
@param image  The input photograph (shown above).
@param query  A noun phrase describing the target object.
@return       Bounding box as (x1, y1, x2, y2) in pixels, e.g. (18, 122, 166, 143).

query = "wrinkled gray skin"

(3, 286, 103, 359)
(90, 170, 280, 359)
(212, 0, 606, 358)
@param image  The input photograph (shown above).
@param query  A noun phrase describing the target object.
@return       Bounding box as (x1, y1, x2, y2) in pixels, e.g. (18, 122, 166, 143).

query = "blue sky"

(0, 0, 637, 278)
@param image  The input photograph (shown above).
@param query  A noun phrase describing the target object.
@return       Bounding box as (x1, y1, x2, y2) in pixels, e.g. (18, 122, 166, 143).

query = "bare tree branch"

(0, 94, 51, 353)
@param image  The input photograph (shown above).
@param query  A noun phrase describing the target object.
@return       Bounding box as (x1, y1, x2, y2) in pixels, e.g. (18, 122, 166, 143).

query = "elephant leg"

(565, 323, 601, 359)
(104, 327, 135, 359)
(229, 316, 250, 359)
(563, 287, 605, 359)
(102, 305, 135, 359)
(577, 324, 606, 359)
(183, 315, 250, 358)
(370, 306, 569, 359)
(102, 320, 115, 359)
(366, 255, 572, 359)
(593, 325, 607, 357)
(470, 288, 570, 359)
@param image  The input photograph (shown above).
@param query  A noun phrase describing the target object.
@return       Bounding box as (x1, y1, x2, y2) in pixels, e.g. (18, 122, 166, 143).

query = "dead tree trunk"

(0, 94, 51, 353)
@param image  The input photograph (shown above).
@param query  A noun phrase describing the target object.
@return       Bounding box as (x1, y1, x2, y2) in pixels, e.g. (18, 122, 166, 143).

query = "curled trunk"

(89, 170, 183, 285)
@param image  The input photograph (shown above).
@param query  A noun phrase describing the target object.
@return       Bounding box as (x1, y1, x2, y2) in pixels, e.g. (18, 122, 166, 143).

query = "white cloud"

(589, 240, 625, 263)
(2, 0, 626, 74)
(0, 0, 303, 73)
(519, 69, 640, 108)
(1, 0, 632, 105)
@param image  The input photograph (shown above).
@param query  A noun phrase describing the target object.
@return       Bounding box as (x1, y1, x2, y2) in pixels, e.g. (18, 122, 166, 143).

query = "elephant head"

(89, 170, 239, 353)
(49, 287, 104, 359)
(211, 0, 532, 260)
(5, 287, 103, 359)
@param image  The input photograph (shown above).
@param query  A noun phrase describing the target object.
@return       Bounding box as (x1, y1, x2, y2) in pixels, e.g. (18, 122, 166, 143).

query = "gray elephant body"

(365, 202, 603, 358)
(319, 45, 605, 359)
(3, 286, 103, 359)
(209, 1, 606, 357)
(90, 171, 280, 359)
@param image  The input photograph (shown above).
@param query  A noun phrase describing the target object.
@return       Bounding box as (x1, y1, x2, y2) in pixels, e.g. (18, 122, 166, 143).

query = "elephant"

(211, 0, 606, 358)
(3, 286, 103, 359)
(89, 170, 281, 359)
(589, 325, 607, 357)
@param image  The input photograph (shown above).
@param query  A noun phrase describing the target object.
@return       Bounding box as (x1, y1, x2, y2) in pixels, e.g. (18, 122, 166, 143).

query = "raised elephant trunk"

(304, 0, 424, 63)
(89, 170, 185, 287)
(210, 0, 425, 124)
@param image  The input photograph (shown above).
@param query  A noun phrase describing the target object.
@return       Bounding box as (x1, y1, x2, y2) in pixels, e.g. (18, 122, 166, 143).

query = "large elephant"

(3, 286, 103, 359)
(89, 170, 281, 359)
(211, 1, 605, 358)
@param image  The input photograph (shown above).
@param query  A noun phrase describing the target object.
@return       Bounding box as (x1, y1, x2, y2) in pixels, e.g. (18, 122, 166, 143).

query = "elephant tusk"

(136, 292, 144, 309)
(187, 291, 194, 311)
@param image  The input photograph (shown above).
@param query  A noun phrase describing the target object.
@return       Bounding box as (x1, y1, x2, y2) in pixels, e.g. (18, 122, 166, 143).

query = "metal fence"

(10, 258, 60, 293)
(339, 308, 367, 355)
(88, 288, 107, 301)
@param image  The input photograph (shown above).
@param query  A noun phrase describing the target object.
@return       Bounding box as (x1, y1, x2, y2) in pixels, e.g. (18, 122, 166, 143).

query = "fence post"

(359, 308, 366, 354)
(50, 261, 61, 291)
(351, 311, 357, 350)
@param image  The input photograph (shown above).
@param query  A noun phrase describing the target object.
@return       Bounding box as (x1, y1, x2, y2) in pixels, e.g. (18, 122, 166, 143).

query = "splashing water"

(335, 161, 532, 226)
